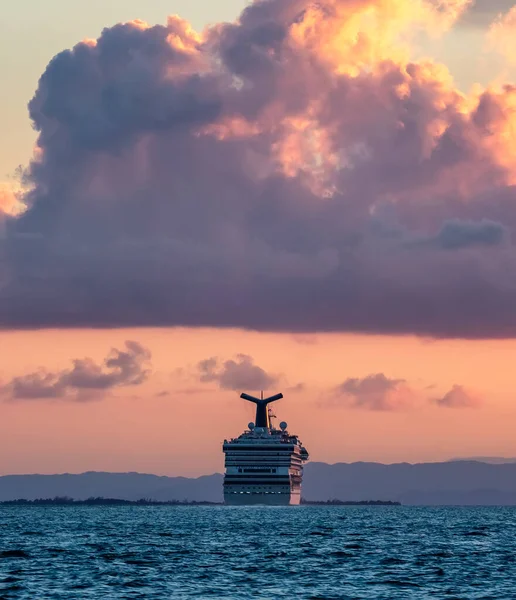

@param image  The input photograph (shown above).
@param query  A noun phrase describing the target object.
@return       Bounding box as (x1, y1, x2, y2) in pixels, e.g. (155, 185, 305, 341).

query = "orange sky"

(1, 328, 515, 476)
(4, 1, 516, 476)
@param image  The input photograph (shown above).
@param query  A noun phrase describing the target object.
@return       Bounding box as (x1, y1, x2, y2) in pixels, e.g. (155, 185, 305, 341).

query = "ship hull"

(224, 490, 301, 506)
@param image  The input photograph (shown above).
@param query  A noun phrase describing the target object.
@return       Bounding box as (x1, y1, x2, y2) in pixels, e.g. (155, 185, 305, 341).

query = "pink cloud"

(434, 385, 482, 408)
(197, 354, 279, 392)
(0, 341, 151, 401)
(332, 373, 414, 411)
(2, 0, 516, 338)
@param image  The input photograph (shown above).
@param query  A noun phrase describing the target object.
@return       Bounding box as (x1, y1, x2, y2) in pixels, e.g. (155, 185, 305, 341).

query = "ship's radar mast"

(240, 392, 283, 428)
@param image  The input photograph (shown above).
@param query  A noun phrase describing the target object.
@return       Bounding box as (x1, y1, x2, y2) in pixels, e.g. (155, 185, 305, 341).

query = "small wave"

(100, 552, 120, 561)
(378, 580, 421, 588)
(46, 547, 67, 554)
(330, 551, 353, 558)
(421, 551, 452, 559)
(2, 584, 24, 593)
(232, 565, 259, 573)
(125, 559, 156, 566)
(381, 557, 405, 565)
(0, 550, 30, 559)
(122, 580, 146, 588)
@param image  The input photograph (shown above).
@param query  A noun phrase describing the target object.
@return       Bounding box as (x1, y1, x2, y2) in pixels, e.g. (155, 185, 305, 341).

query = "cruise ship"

(222, 392, 309, 505)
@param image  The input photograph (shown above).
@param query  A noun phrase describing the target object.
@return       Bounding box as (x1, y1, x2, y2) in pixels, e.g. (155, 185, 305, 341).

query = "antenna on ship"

(240, 392, 283, 429)
(268, 404, 277, 429)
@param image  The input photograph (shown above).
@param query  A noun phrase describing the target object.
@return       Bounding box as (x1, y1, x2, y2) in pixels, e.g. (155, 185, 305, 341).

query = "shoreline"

(0, 497, 401, 506)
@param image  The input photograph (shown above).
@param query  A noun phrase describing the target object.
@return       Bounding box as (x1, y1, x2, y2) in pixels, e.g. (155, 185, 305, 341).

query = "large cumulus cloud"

(3, 0, 516, 338)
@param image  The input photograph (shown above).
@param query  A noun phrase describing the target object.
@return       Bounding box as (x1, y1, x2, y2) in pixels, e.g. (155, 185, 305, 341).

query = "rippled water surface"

(1, 506, 516, 598)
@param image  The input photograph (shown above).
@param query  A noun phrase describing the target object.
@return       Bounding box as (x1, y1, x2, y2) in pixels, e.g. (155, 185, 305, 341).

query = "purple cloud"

(333, 373, 412, 411)
(2, 3, 516, 338)
(459, 0, 516, 27)
(197, 354, 279, 392)
(433, 219, 507, 250)
(1, 341, 151, 401)
(434, 385, 481, 408)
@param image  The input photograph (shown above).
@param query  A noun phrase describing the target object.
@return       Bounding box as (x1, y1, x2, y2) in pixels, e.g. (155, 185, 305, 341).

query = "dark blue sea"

(0, 506, 515, 598)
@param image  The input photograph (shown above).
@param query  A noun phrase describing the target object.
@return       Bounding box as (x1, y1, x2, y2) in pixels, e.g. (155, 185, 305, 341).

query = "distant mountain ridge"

(4, 461, 516, 505)
(448, 457, 516, 464)
(304, 461, 516, 505)
(0, 472, 223, 503)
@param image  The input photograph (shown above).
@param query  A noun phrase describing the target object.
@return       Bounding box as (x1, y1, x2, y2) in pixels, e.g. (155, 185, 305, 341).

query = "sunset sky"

(2, 0, 516, 477)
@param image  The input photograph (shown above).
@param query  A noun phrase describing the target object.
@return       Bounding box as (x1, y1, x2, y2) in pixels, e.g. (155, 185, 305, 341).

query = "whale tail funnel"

(240, 392, 283, 428)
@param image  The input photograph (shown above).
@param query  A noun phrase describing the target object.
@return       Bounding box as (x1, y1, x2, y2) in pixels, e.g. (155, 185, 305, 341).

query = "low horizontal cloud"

(433, 219, 506, 251)
(333, 373, 413, 411)
(197, 354, 279, 392)
(1, 341, 151, 401)
(287, 382, 306, 393)
(292, 335, 319, 346)
(399, 218, 507, 251)
(433, 384, 482, 408)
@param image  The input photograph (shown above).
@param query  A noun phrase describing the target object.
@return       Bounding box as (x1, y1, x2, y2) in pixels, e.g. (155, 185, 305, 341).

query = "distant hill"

(0, 472, 223, 503)
(448, 457, 516, 464)
(4, 462, 516, 505)
(302, 461, 516, 505)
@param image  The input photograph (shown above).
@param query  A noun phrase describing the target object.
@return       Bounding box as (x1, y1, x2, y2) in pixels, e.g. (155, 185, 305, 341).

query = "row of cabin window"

(237, 468, 277, 473)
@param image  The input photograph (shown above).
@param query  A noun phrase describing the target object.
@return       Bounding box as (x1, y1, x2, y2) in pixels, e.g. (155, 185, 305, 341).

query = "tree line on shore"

(0, 497, 401, 506)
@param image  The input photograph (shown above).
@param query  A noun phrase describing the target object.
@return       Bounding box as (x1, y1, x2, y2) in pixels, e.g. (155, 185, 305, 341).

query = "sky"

(2, 0, 516, 476)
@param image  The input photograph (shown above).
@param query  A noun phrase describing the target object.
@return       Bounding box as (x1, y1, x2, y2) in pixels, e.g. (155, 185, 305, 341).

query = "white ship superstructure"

(222, 392, 309, 505)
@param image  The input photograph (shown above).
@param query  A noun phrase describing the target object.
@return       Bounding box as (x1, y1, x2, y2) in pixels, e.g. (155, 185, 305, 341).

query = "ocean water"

(0, 506, 515, 599)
